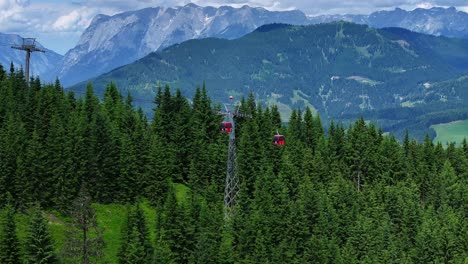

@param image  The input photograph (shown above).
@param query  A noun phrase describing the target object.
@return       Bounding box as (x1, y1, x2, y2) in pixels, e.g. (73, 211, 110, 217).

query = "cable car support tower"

(217, 96, 251, 220)
(11, 38, 45, 85)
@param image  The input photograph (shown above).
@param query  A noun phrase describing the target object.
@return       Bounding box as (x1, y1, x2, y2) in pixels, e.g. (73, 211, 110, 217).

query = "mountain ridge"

(308, 6, 468, 39)
(58, 4, 309, 86)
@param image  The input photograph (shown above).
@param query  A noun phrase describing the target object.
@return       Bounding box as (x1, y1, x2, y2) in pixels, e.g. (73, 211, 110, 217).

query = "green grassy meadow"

(431, 120, 468, 146)
(8, 183, 189, 263)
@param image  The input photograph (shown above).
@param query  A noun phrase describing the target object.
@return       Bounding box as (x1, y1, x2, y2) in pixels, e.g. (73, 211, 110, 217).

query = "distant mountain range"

(58, 4, 309, 86)
(309, 7, 468, 39)
(72, 22, 468, 139)
(59, 5, 468, 87)
(0, 33, 63, 82)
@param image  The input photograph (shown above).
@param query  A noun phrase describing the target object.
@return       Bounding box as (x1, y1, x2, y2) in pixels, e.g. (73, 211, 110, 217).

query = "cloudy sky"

(1, 0, 467, 54)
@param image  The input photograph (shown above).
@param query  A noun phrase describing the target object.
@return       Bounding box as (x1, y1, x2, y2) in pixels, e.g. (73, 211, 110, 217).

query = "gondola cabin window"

(220, 121, 232, 133)
(273, 135, 285, 145)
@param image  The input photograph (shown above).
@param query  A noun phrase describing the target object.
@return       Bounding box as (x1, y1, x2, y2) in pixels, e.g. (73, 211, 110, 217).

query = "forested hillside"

(74, 22, 468, 140)
(0, 65, 467, 263)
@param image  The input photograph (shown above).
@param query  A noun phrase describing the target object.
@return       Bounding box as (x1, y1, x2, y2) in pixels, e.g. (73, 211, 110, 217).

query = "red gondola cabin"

(220, 121, 232, 133)
(273, 135, 285, 146)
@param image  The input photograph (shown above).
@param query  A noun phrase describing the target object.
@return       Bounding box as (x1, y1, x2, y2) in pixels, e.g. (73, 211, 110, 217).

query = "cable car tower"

(217, 96, 251, 220)
(11, 38, 45, 85)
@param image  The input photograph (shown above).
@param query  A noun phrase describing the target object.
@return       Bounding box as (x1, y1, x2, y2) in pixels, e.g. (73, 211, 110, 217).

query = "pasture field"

(431, 120, 468, 146)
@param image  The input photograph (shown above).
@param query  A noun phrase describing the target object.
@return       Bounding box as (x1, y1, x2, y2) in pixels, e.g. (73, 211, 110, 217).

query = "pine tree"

(119, 204, 153, 264)
(218, 221, 235, 264)
(16, 129, 47, 207)
(155, 187, 184, 263)
(345, 117, 376, 191)
(64, 101, 88, 205)
(90, 101, 122, 202)
(270, 104, 282, 129)
(414, 207, 441, 263)
(121, 225, 146, 263)
(237, 116, 263, 200)
(378, 135, 406, 184)
(24, 205, 58, 264)
(188, 84, 223, 191)
(195, 190, 223, 263)
(462, 138, 468, 159)
(303, 106, 315, 149)
(171, 89, 193, 182)
(0, 203, 20, 264)
(103, 82, 123, 122)
(188, 125, 211, 190)
(80, 96, 100, 195)
(47, 113, 77, 210)
(118, 131, 139, 203)
(0, 113, 26, 206)
(145, 133, 170, 207)
(131, 110, 151, 202)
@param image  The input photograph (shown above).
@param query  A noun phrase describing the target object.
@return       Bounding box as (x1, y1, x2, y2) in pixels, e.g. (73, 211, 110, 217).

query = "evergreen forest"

(0, 64, 466, 263)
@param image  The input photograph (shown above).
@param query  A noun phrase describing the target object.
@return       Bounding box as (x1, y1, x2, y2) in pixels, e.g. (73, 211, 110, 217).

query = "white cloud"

(52, 8, 95, 31)
(0, 1, 28, 30)
(53, 10, 82, 31)
(459, 6, 468, 12)
(0, 0, 11, 9)
(416, 2, 434, 8)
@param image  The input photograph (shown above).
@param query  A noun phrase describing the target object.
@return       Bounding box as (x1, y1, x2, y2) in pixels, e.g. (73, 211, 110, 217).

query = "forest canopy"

(0, 64, 466, 263)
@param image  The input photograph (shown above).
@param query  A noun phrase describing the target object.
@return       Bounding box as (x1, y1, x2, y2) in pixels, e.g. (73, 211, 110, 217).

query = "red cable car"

(220, 121, 232, 133)
(273, 135, 285, 146)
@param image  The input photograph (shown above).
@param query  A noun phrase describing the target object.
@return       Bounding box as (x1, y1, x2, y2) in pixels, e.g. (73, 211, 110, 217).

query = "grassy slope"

(9, 183, 189, 263)
(431, 120, 468, 146)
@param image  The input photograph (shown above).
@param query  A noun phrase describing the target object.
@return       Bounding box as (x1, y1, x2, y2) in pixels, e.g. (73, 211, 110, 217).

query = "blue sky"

(1, 0, 468, 54)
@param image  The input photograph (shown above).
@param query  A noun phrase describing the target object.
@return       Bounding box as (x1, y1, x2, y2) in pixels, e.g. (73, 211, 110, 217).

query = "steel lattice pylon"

(217, 98, 250, 220)
(224, 133, 239, 219)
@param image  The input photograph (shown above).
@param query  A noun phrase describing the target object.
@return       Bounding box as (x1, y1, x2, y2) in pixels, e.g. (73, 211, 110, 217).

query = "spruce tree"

(16, 130, 47, 207)
(462, 138, 468, 158)
(118, 204, 153, 264)
(24, 205, 58, 264)
(195, 191, 223, 263)
(47, 113, 77, 210)
(0, 113, 26, 206)
(0, 203, 20, 264)
(119, 132, 139, 203)
(121, 225, 146, 263)
(171, 89, 192, 182)
(92, 108, 121, 203)
(145, 134, 170, 206)
(155, 187, 183, 263)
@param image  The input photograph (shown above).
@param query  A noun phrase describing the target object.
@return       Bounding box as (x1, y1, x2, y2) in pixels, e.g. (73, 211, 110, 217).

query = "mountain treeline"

(0, 65, 467, 263)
